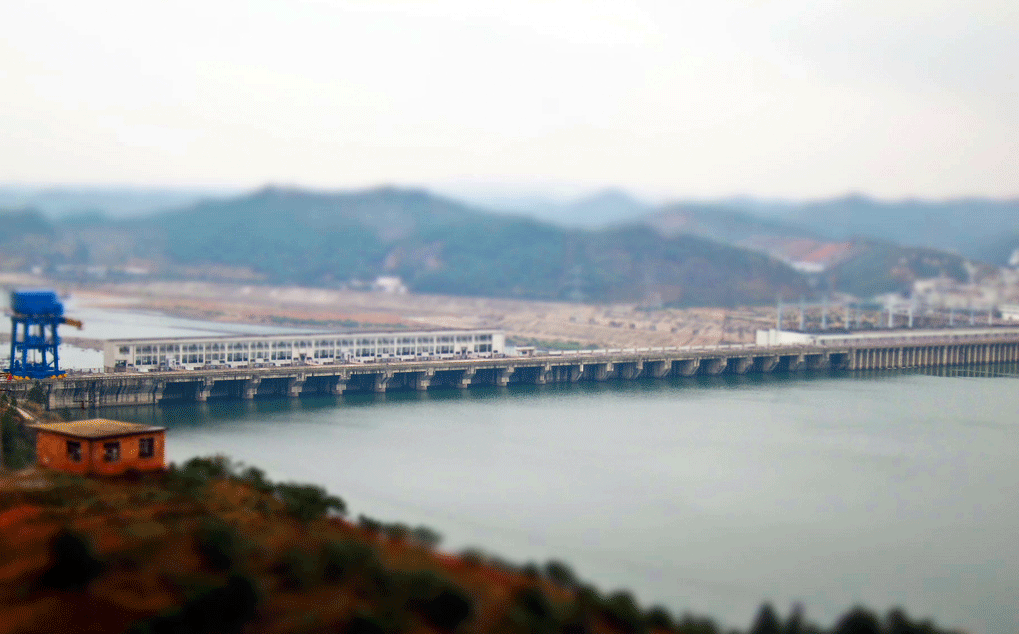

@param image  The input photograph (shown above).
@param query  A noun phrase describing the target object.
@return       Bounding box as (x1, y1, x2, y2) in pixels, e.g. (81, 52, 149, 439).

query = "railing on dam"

(8, 329, 1019, 409)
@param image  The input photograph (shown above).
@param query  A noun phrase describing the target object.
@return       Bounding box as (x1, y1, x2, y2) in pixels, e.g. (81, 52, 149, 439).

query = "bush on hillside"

(1, 408, 33, 470)
(410, 525, 443, 548)
(27, 381, 47, 405)
(511, 586, 561, 634)
(274, 482, 345, 522)
(645, 605, 676, 631)
(130, 572, 259, 634)
(194, 519, 242, 572)
(238, 465, 273, 493)
(39, 527, 106, 590)
(600, 591, 645, 634)
(392, 569, 474, 631)
(544, 559, 578, 587)
(273, 547, 320, 590)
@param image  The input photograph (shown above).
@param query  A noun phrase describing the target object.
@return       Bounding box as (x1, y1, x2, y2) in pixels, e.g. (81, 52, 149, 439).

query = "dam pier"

(10, 326, 1019, 409)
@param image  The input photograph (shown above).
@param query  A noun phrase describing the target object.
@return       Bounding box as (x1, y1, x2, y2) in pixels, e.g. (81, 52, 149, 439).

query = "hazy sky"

(4, 0, 1017, 199)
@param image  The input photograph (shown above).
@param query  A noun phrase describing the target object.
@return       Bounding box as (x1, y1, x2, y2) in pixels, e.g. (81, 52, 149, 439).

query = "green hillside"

(130, 187, 809, 307)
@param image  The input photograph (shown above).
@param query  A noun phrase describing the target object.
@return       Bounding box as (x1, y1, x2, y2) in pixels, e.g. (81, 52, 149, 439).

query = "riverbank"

(0, 274, 770, 349)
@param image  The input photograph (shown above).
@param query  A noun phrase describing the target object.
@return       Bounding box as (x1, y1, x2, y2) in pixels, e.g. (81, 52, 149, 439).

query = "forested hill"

(756, 195, 1019, 265)
(119, 186, 808, 307)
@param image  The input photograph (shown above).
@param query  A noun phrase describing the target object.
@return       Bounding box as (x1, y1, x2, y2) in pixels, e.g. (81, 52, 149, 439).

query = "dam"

(8, 325, 1019, 409)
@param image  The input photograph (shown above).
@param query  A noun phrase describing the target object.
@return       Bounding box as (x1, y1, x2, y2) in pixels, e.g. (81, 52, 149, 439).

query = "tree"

(27, 381, 47, 406)
(750, 604, 782, 634)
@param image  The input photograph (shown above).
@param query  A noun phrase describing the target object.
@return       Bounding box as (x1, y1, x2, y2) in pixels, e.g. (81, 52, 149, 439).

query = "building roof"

(29, 419, 165, 440)
(105, 327, 502, 344)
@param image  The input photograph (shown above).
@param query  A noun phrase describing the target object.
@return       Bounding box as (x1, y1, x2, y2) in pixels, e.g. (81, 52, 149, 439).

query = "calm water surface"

(85, 369, 1019, 634)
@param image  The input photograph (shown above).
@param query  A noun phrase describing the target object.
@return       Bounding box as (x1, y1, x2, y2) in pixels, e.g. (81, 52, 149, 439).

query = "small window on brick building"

(139, 437, 155, 459)
(67, 440, 82, 462)
(103, 441, 121, 462)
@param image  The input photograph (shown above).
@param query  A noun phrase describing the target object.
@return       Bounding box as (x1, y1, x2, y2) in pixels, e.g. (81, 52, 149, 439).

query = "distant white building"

(999, 304, 1019, 322)
(373, 276, 407, 294)
(104, 328, 504, 372)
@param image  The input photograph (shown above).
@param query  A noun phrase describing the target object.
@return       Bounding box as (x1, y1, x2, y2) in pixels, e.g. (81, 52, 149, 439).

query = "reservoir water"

(84, 368, 1019, 634)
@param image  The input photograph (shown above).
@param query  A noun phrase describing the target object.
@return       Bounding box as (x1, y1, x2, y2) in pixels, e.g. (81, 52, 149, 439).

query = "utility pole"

(821, 295, 828, 330)
(776, 296, 783, 330)
(799, 296, 805, 331)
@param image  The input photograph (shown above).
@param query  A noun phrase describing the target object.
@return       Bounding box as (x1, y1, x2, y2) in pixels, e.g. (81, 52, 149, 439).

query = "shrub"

(382, 522, 410, 542)
(749, 603, 782, 634)
(645, 605, 676, 630)
(238, 465, 273, 493)
(358, 515, 382, 533)
(513, 587, 562, 631)
(410, 525, 443, 548)
(544, 559, 578, 587)
(22, 473, 87, 507)
(1, 408, 33, 470)
(601, 591, 646, 634)
(321, 541, 355, 582)
(675, 612, 721, 634)
(832, 607, 881, 634)
(421, 586, 473, 631)
(130, 573, 259, 634)
(167, 456, 233, 494)
(39, 527, 106, 590)
(321, 540, 380, 583)
(344, 610, 388, 634)
(273, 547, 320, 590)
(194, 519, 240, 572)
(183, 455, 233, 480)
(885, 608, 942, 634)
(563, 586, 602, 634)
(274, 482, 345, 522)
(27, 381, 47, 405)
(459, 548, 486, 567)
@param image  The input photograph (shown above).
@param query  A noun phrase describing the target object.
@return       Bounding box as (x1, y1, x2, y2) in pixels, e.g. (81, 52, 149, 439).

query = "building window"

(139, 437, 155, 459)
(66, 440, 82, 462)
(103, 441, 121, 463)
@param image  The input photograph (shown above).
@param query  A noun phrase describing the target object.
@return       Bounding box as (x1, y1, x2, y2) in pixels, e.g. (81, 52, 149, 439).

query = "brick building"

(31, 419, 166, 476)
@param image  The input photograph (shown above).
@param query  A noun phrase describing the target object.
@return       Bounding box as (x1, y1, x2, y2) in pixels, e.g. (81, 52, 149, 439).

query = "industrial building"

(103, 329, 505, 372)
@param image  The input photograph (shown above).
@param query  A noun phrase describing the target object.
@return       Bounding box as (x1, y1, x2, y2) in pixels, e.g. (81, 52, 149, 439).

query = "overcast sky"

(3, 0, 1017, 200)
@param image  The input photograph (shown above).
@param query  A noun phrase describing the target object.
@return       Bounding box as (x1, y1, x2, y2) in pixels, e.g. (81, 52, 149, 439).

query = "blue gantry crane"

(7, 290, 83, 379)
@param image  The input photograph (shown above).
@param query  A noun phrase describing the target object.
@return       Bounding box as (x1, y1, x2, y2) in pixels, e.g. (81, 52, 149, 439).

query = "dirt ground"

(2, 275, 776, 348)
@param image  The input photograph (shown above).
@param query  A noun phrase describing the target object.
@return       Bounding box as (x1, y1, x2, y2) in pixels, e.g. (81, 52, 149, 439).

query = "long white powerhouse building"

(104, 329, 505, 372)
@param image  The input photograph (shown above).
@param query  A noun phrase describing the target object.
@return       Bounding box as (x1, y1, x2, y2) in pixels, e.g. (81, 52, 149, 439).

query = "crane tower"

(7, 290, 82, 379)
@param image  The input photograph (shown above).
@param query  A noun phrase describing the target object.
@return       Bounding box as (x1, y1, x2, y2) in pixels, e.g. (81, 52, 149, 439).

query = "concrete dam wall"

(9, 332, 1019, 409)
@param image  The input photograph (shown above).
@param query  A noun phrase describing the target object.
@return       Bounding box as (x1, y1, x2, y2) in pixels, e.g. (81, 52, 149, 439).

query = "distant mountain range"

(762, 195, 1019, 265)
(0, 184, 1012, 306)
(0, 185, 236, 218)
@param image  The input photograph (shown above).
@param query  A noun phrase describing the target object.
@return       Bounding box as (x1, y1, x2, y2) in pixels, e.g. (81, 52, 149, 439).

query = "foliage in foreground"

(0, 454, 969, 634)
